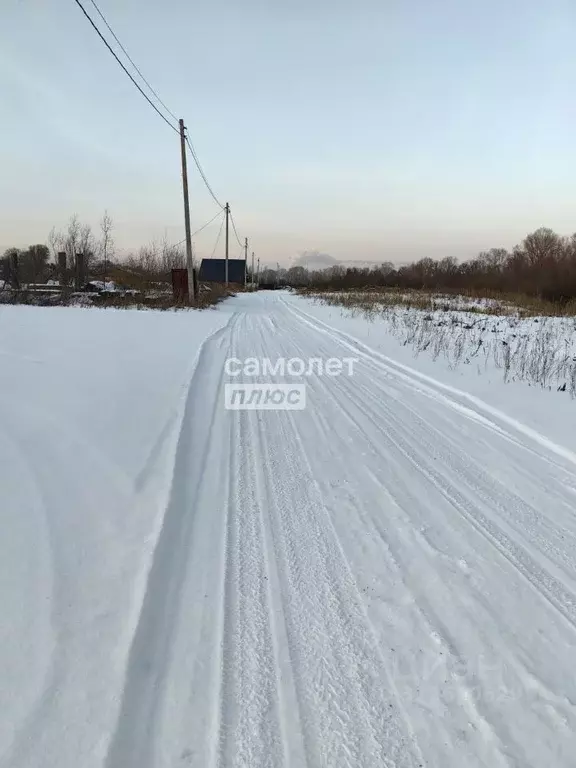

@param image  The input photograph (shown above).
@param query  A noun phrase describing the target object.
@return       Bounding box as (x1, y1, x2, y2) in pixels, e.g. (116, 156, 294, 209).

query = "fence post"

(10, 251, 20, 290)
(75, 253, 85, 290)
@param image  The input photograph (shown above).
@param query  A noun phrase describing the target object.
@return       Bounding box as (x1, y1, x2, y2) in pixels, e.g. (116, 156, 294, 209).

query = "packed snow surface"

(1, 293, 576, 767)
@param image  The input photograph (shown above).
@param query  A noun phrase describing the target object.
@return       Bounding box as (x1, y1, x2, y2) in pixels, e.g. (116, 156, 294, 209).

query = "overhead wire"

(185, 136, 225, 210)
(86, 0, 178, 122)
(72, 0, 178, 133)
(73, 0, 248, 252)
(173, 209, 225, 247)
(229, 208, 244, 249)
(209, 215, 225, 258)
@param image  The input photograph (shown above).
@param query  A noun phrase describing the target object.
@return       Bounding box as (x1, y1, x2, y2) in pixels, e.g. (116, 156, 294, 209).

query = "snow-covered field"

(318, 290, 519, 313)
(314, 293, 576, 396)
(1, 293, 576, 767)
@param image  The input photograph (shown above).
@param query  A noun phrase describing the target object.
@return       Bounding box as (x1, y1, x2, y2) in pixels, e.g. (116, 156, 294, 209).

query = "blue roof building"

(199, 258, 246, 285)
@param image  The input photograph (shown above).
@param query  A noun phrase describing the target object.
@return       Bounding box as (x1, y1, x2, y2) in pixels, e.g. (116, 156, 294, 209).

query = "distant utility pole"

(257, 256, 260, 288)
(244, 237, 248, 288)
(224, 202, 230, 286)
(251, 251, 255, 290)
(179, 119, 195, 303)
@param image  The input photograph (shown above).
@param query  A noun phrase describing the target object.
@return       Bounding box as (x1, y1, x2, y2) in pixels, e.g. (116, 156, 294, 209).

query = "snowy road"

(2, 293, 576, 767)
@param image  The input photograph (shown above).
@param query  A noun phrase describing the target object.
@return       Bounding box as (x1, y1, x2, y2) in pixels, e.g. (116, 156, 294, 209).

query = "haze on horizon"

(1, 0, 575, 266)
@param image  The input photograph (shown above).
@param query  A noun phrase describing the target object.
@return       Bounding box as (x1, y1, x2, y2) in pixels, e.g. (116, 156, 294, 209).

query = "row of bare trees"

(292, 228, 576, 304)
(41, 212, 185, 284)
(47, 212, 115, 274)
(2, 213, 116, 288)
(124, 238, 185, 283)
(2, 212, 186, 295)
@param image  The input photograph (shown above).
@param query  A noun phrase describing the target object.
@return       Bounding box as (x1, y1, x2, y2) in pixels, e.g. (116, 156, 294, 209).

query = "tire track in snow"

(302, 365, 571, 764)
(274, 300, 576, 765)
(322, 349, 576, 591)
(224, 308, 425, 766)
(281, 299, 576, 632)
(296, 387, 508, 766)
(328, 326, 576, 540)
(378, 391, 576, 583)
(356, 375, 576, 631)
(338, 355, 576, 635)
(298, 300, 576, 574)
(104, 319, 237, 768)
(320, 367, 576, 765)
(269, 310, 513, 767)
(216, 327, 285, 766)
(250, 418, 424, 765)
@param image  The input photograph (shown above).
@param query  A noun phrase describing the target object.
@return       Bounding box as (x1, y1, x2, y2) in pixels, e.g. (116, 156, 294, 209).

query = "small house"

(199, 258, 246, 286)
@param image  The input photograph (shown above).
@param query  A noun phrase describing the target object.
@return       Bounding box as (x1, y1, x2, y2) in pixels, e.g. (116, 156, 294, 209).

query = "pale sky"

(1, 0, 576, 265)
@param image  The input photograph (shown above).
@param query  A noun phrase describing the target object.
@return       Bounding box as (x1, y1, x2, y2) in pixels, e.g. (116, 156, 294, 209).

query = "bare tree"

(78, 223, 95, 272)
(99, 210, 114, 284)
(49, 215, 95, 275)
(160, 233, 184, 273)
(48, 226, 63, 262)
(65, 214, 81, 270)
(140, 241, 160, 274)
(523, 227, 563, 267)
(286, 265, 308, 286)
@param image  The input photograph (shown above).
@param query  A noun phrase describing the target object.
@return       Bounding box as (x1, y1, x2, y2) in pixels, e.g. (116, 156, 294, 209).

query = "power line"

(72, 0, 250, 272)
(173, 209, 225, 247)
(185, 135, 224, 209)
(72, 0, 178, 133)
(229, 208, 244, 249)
(87, 0, 178, 122)
(210, 215, 225, 258)
(74, 0, 227, 215)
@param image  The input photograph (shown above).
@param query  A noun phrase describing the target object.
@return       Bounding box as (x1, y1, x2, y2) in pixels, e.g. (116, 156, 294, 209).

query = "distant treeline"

(5, 224, 576, 303)
(1, 212, 185, 291)
(289, 228, 576, 303)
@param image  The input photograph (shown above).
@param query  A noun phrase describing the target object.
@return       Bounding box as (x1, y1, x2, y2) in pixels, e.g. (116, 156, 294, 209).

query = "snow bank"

(0, 304, 229, 766)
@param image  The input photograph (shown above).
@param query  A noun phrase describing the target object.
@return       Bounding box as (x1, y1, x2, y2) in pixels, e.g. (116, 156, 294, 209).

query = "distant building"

(199, 258, 246, 285)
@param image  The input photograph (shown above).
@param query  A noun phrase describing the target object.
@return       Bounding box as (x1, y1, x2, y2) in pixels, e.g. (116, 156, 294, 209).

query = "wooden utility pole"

(251, 251, 255, 290)
(224, 202, 230, 286)
(179, 119, 195, 303)
(244, 237, 248, 288)
(257, 256, 260, 288)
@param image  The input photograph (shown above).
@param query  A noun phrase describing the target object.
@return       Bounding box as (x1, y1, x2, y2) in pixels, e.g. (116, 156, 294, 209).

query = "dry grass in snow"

(309, 291, 576, 396)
